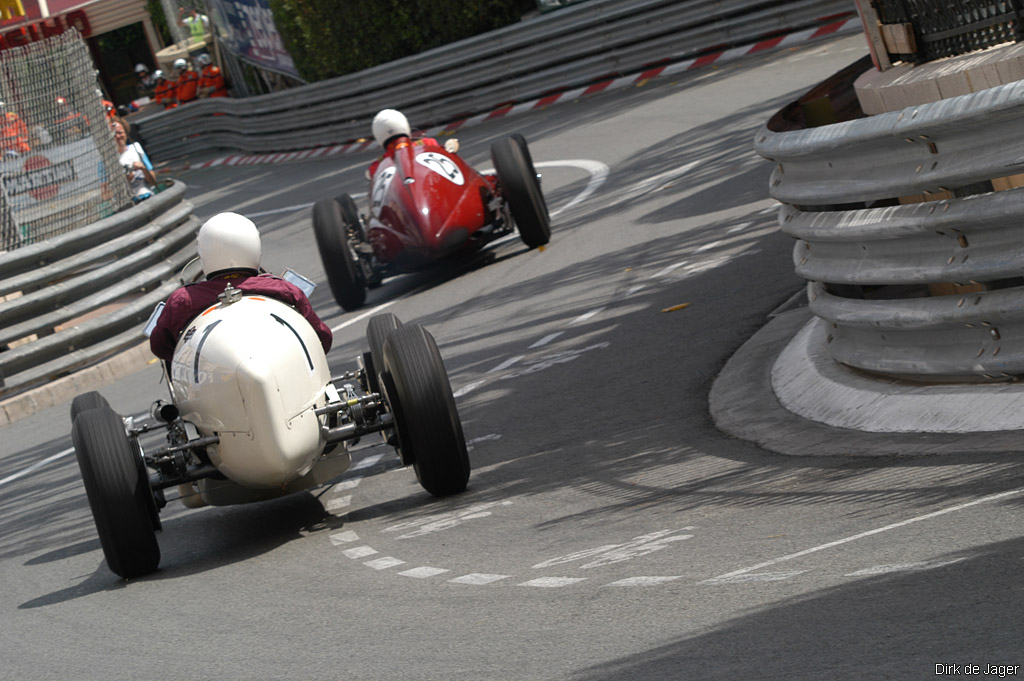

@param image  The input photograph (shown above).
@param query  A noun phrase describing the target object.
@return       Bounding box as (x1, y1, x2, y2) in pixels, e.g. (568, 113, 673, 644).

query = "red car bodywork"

(366, 140, 500, 271)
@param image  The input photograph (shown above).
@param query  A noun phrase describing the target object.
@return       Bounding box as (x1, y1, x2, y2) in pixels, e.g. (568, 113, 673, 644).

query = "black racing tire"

(313, 197, 366, 311)
(70, 391, 110, 422)
(491, 136, 550, 249)
(510, 133, 548, 216)
(72, 407, 160, 579)
(381, 324, 470, 497)
(335, 193, 362, 234)
(365, 313, 403, 396)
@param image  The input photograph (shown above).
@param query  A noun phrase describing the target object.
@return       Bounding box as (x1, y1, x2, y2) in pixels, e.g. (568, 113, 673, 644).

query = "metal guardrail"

(755, 77, 1024, 381)
(0, 182, 198, 397)
(134, 0, 855, 160)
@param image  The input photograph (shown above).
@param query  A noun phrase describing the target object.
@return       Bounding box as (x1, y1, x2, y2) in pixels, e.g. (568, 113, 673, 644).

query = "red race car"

(312, 114, 550, 311)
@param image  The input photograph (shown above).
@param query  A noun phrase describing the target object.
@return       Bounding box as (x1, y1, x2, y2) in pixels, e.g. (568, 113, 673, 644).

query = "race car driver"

(149, 212, 333, 361)
(368, 108, 458, 177)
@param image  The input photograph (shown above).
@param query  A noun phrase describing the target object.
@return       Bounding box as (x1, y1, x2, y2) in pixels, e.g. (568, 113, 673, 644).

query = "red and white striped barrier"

(183, 17, 859, 171)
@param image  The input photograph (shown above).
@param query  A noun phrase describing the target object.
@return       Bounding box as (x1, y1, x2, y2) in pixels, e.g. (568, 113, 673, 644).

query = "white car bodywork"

(168, 293, 350, 504)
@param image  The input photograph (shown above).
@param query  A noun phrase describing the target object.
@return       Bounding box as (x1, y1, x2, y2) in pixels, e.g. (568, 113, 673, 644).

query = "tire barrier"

(0, 181, 198, 397)
(134, 0, 854, 161)
(755, 76, 1024, 381)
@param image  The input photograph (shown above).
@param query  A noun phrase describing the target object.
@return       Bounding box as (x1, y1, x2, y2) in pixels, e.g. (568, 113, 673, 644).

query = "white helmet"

(372, 109, 410, 148)
(197, 53, 211, 66)
(134, 63, 148, 73)
(154, 69, 165, 81)
(197, 213, 261, 278)
(173, 58, 187, 71)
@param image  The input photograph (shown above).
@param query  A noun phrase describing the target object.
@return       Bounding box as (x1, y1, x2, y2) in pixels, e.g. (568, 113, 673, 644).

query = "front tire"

(72, 407, 160, 579)
(313, 197, 366, 311)
(365, 313, 403, 396)
(382, 324, 470, 496)
(491, 136, 551, 249)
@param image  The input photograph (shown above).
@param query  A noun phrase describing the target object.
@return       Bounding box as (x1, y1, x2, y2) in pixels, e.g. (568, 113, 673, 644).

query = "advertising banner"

(206, 0, 299, 78)
(0, 136, 106, 231)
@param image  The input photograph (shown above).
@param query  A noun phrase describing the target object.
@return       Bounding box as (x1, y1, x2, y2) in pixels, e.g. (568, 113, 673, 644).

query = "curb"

(0, 342, 156, 427)
(710, 307, 1024, 456)
(176, 17, 861, 172)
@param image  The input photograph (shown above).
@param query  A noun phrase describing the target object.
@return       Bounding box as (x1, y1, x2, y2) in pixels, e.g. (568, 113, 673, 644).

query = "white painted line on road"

(466, 434, 502, 445)
(488, 355, 525, 373)
(248, 202, 313, 218)
(845, 558, 967, 577)
(329, 531, 360, 545)
(570, 307, 605, 325)
(651, 262, 685, 279)
(330, 302, 397, 333)
(605, 576, 684, 586)
(695, 240, 722, 253)
(626, 285, 646, 296)
(519, 577, 587, 587)
(331, 477, 363, 491)
(399, 566, 450, 579)
(326, 495, 352, 512)
(351, 453, 384, 470)
(364, 557, 406, 570)
(449, 573, 510, 585)
(453, 380, 487, 398)
(704, 488, 1024, 583)
(0, 446, 73, 487)
(703, 570, 808, 584)
(529, 332, 563, 348)
(342, 546, 379, 559)
(535, 160, 609, 218)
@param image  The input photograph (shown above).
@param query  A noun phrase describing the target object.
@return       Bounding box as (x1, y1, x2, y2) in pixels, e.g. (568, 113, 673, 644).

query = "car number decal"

(415, 152, 464, 185)
(371, 166, 396, 216)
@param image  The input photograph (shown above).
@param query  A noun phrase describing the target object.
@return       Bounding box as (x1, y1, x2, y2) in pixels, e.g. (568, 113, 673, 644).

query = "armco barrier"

(0, 182, 198, 397)
(134, 0, 855, 160)
(755, 77, 1024, 381)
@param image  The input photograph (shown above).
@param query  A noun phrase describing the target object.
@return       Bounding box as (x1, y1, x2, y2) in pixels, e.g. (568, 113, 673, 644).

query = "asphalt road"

(4, 34, 1024, 680)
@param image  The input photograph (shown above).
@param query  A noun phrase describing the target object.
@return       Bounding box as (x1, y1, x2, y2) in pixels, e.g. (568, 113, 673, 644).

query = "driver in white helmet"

(149, 212, 333, 360)
(367, 109, 449, 178)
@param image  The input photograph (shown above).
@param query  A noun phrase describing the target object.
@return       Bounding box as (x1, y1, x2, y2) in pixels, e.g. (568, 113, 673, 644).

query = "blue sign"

(206, 0, 300, 79)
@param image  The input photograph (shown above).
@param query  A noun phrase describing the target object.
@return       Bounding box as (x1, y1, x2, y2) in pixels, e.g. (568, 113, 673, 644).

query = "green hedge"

(269, 0, 536, 83)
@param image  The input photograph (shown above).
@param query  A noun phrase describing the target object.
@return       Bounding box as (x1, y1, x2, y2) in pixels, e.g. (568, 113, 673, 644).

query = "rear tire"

(70, 391, 110, 422)
(365, 313, 403, 396)
(382, 324, 469, 496)
(313, 197, 366, 311)
(491, 136, 550, 249)
(72, 407, 160, 579)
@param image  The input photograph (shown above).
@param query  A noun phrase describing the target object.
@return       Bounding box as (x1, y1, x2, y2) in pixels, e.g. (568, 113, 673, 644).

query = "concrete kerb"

(0, 342, 156, 428)
(710, 307, 1024, 456)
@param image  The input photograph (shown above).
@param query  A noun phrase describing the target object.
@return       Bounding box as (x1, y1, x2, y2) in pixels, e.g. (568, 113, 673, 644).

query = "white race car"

(70, 280, 469, 579)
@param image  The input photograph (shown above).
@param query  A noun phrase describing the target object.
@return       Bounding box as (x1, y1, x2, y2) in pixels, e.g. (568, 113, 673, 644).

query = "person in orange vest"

(96, 89, 116, 121)
(53, 96, 89, 140)
(196, 53, 228, 98)
(0, 101, 31, 157)
(153, 70, 177, 109)
(173, 57, 200, 106)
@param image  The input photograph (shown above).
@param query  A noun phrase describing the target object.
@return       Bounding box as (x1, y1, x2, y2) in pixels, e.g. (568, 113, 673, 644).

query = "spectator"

(197, 53, 228, 98)
(149, 212, 333, 361)
(134, 63, 156, 99)
(53, 96, 89, 140)
(0, 101, 30, 156)
(111, 117, 157, 202)
(177, 7, 210, 43)
(173, 57, 200, 106)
